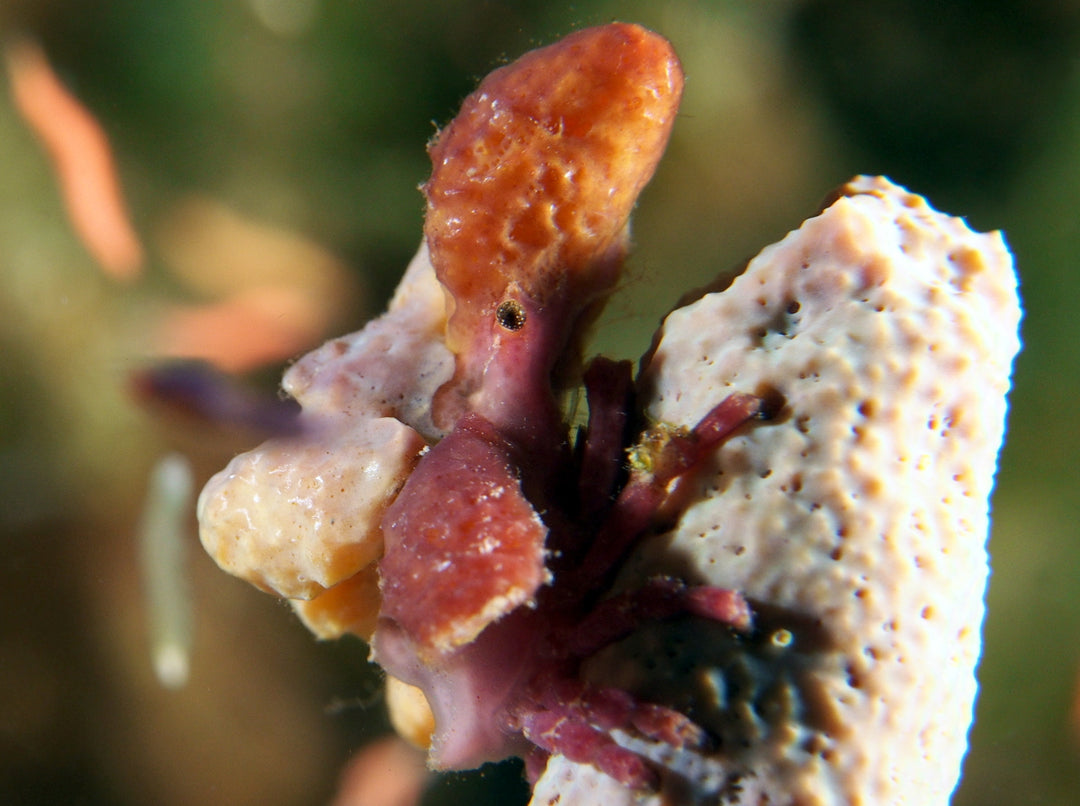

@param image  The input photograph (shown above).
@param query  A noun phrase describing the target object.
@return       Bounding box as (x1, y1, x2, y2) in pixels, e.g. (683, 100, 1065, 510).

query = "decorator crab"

(199, 22, 1021, 805)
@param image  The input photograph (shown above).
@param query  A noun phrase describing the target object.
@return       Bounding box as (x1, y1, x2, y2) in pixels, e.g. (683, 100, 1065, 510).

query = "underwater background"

(0, 1, 1076, 804)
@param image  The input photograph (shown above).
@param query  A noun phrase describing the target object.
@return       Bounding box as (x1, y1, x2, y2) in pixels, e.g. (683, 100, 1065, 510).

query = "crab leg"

(559, 577, 752, 661)
(517, 708, 659, 791)
(572, 392, 763, 592)
(576, 357, 635, 523)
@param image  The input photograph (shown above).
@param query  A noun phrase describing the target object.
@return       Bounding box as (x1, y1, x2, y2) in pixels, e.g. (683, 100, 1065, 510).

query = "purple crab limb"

(570, 391, 763, 593)
(559, 578, 752, 661)
(577, 357, 635, 522)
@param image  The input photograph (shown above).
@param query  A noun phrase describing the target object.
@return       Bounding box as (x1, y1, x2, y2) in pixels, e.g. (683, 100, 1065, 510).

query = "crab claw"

(377, 413, 550, 657)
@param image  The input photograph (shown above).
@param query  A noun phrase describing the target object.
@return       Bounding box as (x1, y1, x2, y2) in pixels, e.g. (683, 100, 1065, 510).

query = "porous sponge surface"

(568, 176, 1021, 805)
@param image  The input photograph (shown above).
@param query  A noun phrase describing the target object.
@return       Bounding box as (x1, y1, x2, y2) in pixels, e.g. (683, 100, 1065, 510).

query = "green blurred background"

(0, 1, 1076, 804)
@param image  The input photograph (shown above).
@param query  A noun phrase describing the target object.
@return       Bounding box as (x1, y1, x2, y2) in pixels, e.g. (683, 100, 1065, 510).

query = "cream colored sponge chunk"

(197, 244, 452, 604)
(539, 176, 1021, 805)
(198, 417, 426, 600)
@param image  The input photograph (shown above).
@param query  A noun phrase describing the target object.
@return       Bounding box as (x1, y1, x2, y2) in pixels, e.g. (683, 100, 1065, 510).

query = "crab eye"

(770, 628, 794, 649)
(496, 299, 526, 331)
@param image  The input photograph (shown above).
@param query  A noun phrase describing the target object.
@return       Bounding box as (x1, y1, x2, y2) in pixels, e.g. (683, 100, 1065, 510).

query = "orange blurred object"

(151, 196, 357, 372)
(329, 736, 429, 806)
(5, 39, 145, 281)
(155, 286, 327, 373)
